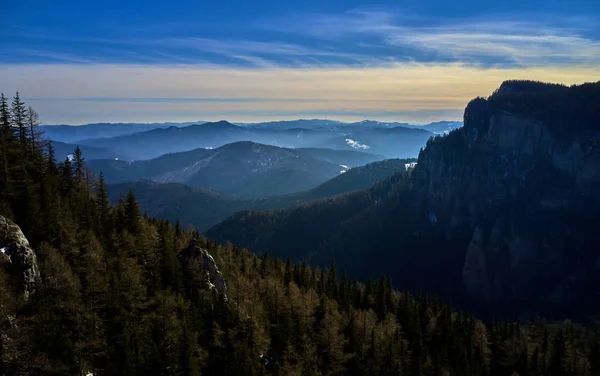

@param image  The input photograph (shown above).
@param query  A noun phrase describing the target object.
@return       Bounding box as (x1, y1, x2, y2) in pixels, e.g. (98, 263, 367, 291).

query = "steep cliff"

(207, 81, 600, 318)
(410, 80, 600, 316)
(0, 215, 40, 299)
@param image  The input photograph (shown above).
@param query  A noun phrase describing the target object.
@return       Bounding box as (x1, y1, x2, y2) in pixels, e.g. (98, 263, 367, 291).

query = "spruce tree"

(0, 93, 12, 212)
(73, 145, 85, 181)
(0, 93, 10, 131)
(11, 92, 28, 150)
(26, 106, 42, 154)
(125, 188, 141, 234)
(95, 172, 113, 240)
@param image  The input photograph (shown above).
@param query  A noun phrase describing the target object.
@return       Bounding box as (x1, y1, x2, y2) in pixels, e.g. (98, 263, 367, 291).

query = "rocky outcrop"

(412, 81, 600, 316)
(485, 112, 592, 177)
(0, 215, 40, 299)
(178, 239, 228, 300)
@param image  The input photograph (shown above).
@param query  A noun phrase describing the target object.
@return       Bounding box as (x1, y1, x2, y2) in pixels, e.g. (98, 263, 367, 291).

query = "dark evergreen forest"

(1, 92, 600, 375)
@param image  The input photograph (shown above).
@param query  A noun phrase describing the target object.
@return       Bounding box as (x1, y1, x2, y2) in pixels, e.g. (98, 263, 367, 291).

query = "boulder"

(179, 239, 228, 300)
(0, 215, 40, 299)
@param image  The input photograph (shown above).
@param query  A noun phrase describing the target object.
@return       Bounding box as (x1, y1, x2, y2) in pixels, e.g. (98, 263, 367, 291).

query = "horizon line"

(40, 117, 465, 127)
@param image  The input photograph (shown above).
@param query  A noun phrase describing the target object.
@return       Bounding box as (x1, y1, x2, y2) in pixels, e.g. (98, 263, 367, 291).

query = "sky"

(1, 0, 599, 125)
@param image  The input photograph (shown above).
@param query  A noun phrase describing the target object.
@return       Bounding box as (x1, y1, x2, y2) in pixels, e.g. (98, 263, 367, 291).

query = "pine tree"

(125, 188, 141, 234)
(284, 257, 292, 289)
(326, 259, 337, 299)
(46, 141, 57, 176)
(73, 146, 85, 181)
(0, 93, 13, 213)
(26, 106, 42, 154)
(95, 172, 113, 241)
(0, 93, 10, 131)
(60, 157, 73, 199)
(11, 92, 28, 150)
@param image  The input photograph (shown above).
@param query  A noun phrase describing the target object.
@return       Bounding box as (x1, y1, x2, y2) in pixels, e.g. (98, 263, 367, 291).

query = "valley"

(2, 80, 599, 376)
(3, 0, 599, 372)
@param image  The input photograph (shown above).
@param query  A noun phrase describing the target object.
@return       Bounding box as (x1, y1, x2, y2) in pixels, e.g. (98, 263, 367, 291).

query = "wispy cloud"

(263, 8, 600, 67)
(4, 8, 599, 68)
(1, 8, 598, 124)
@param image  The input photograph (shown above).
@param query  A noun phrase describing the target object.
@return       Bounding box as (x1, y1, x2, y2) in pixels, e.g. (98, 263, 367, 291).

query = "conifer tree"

(125, 188, 141, 234)
(73, 146, 85, 181)
(0, 93, 10, 131)
(10, 92, 28, 150)
(26, 106, 42, 154)
(95, 172, 113, 240)
(0, 93, 12, 213)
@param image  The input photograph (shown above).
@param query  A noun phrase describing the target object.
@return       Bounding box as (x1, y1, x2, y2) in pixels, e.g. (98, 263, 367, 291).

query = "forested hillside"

(88, 141, 361, 198)
(2, 93, 600, 376)
(105, 158, 416, 232)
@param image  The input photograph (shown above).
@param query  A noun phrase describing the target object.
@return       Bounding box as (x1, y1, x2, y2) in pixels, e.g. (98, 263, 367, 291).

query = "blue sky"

(1, 0, 599, 124)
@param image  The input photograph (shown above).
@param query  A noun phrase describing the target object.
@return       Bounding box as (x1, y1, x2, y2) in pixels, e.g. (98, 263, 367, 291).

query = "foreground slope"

(207, 80, 600, 318)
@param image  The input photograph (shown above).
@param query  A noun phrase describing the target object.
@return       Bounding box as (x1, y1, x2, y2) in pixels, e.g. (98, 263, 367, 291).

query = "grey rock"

(0, 215, 40, 299)
(179, 239, 228, 300)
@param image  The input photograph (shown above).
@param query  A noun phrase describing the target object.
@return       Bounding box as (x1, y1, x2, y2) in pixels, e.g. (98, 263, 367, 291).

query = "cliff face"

(0, 215, 40, 299)
(412, 81, 600, 316)
(206, 81, 600, 318)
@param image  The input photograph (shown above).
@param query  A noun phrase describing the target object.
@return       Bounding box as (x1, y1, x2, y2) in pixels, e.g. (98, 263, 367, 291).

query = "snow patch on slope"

(345, 139, 370, 150)
(405, 162, 417, 171)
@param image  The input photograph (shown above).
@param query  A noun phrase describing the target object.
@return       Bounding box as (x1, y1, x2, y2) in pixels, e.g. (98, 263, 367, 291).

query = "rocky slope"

(207, 80, 600, 318)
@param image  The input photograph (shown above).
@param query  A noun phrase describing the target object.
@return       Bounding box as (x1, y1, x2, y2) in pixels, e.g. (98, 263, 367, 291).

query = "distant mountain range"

(39, 121, 206, 143)
(90, 141, 386, 197)
(73, 120, 442, 160)
(107, 158, 415, 231)
(49, 140, 131, 161)
(239, 119, 462, 135)
(41, 119, 462, 160)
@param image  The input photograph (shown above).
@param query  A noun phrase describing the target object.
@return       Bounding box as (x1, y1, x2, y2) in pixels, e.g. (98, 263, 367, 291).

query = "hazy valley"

(3, 77, 600, 375)
(3, 0, 600, 372)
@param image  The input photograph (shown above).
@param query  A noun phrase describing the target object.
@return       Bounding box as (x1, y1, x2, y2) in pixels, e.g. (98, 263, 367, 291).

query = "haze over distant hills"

(40, 117, 446, 214)
(89, 141, 387, 197)
(64, 119, 451, 160)
(39, 121, 206, 143)
(42, 119, 461, 144)
(49, 140, 131, 161)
